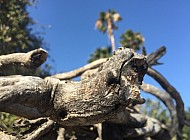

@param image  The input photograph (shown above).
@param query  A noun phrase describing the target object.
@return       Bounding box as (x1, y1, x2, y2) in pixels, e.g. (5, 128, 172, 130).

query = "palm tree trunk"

(109, 33, 116, 53)
(107, 18, 116, 53)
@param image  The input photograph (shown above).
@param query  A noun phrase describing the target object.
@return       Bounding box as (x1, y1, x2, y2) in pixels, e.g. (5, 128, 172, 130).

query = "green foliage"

(95, 9, 122, 33)
(141, 100, 190, 139)
(95, 9, 122, 52)
(140, 99, 170, 125)
(0, 0, 43, 54)
(120, 30, 144, 51)
(0, 112, 22, 134)
(0, 0, 51, 76)
(182, 107, 190, 140)
(88, 47, 112, 63)
(0, 112, 17, 131)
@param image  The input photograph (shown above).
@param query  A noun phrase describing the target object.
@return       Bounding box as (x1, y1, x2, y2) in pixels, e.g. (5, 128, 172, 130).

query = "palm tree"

(88, 47, 112, 63)
(120, 30, 144, 51)
(95, 10, 122, 53)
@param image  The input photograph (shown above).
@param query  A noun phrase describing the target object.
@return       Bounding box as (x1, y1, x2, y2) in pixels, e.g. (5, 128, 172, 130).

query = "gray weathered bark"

(0, 47, 188, 140)
(0, 48, 147, 126)
(0, 48, 47, 70)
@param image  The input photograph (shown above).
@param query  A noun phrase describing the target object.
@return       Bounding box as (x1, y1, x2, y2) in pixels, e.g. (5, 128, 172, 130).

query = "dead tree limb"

(147, 67, 185, 139)
(0, 48, 47, 70)
(22, 119, 54, 140)
(0, 48, 148, 127)
(146, 46, 166, 66)
(144, 46, 186, 139)
(0, 47, 186, 140)
(102, 112, 171, 140)
(141, 83, 178, 137)
(52, 46, 166, 81)
(51, 58, 107, 80)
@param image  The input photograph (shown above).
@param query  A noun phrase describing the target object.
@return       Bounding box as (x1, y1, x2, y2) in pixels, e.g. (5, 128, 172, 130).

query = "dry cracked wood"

(0, 48, 148, 127)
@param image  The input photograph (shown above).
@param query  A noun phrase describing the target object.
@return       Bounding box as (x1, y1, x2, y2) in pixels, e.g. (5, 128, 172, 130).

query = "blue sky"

(29, 0, 190, 108)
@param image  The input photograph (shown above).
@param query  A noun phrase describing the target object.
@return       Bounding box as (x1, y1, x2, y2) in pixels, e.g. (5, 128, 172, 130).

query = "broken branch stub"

(0, 48, 47, 70)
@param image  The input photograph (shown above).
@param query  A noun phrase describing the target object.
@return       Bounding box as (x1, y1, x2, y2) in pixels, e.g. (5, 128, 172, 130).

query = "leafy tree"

(0, 0, 44, 54)
(95, 9, 121, 52)
(0, 0, 49, 76)
(0, 0, 51, 134)
(140, 100, 190, 140)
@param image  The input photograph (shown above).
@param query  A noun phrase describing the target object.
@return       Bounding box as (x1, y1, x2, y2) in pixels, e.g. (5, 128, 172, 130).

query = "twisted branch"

(147, 67, 184, 139)
(141, 83, 178, 137)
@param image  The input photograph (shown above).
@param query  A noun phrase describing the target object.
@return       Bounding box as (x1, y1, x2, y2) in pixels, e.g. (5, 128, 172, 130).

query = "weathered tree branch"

(146, 46, 166, 66)
(141, 83, 178, 137)
(142, 46, 186, 139)
(102, 113, 170, 140)
(0, 47, 186, 140)
(0, 48, 148, 127)
(0, 131, 17, 140)
(94, 123, 102, 140)
(51, 58, 107, 80)
(122, 117, 167, 138)
(0, 48, 47, 70)
(52, 46, 166, 81)
(13, 118, 48, 130)
(22, 119, 54, 140)
(0, 76, 57, 119)
(147, 67, 185, 139)
(81, 46, 167, 80)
